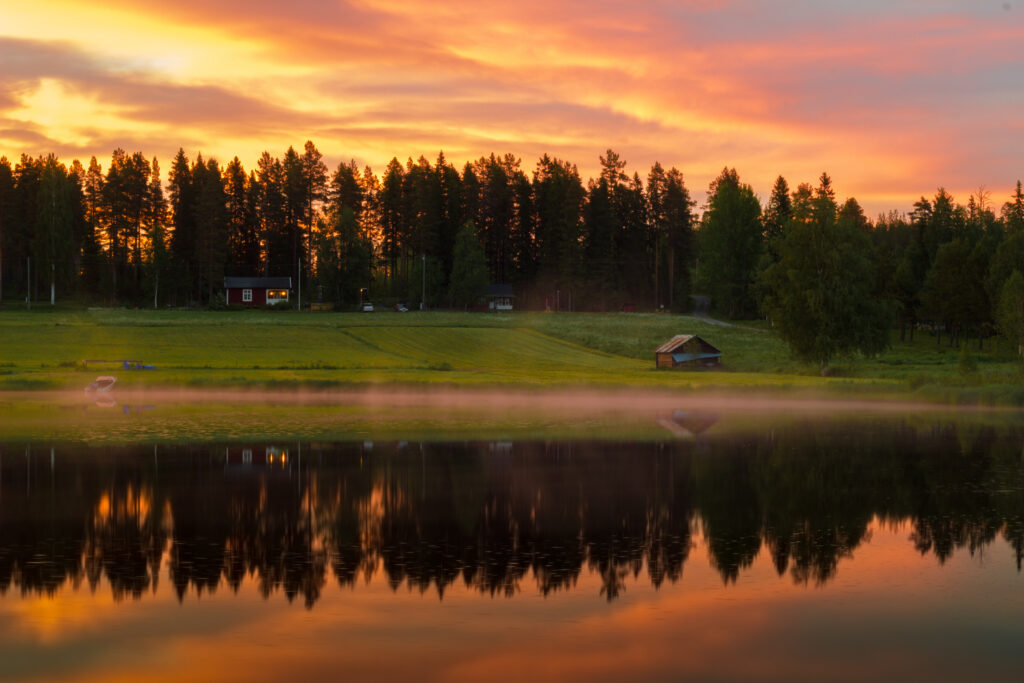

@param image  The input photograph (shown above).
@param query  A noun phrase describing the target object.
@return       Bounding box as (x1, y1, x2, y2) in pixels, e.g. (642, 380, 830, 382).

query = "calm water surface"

(2, 416, 1024, 681)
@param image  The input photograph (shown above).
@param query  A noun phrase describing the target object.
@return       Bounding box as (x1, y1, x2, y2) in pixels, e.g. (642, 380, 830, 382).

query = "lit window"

(242, 288, 252, 302)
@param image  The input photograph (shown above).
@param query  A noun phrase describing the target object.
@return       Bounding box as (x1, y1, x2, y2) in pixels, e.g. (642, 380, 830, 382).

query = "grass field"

(0, 308, 1022, 404)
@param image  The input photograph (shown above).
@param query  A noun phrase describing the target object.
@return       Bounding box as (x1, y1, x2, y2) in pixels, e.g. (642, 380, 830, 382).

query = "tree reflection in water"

(1, 418, 1024, 607)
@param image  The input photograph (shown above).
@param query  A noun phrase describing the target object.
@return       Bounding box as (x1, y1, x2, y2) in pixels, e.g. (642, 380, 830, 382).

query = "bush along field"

(0, 308, 1022, 404)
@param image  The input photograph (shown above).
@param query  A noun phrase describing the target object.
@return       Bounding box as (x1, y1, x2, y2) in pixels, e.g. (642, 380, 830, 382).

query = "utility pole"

(421, 253, 426, 311)
(297, 255, 301, 311)
(25, 257, 30, 310)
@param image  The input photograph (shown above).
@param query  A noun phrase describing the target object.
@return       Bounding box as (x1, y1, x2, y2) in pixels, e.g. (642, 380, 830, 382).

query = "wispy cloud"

(1, 1, 1023, 213)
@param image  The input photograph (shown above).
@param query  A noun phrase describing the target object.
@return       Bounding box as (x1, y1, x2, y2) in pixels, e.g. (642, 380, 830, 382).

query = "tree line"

(0, 144, 696, 311)
(697, 169, 1024, 370)
(1, 144, 1022, 362)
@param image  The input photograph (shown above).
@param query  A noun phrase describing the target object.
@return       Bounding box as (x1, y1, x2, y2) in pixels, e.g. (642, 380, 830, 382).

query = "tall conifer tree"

(168, 149, 196, 303)
(699, 167, 763, 318)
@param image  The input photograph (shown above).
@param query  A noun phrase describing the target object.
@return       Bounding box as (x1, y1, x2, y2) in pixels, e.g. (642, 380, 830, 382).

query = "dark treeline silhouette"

(2, 419, 1024, 607)
(3, 147, 1022, 343)
(0, 145, 687, 311)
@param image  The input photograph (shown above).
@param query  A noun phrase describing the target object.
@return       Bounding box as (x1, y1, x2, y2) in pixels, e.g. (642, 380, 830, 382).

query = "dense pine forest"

(0, 142, 1022, 364)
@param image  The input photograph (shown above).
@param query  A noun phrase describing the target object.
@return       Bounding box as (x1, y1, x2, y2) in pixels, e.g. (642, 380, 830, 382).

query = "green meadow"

(0, 308, 1022, 404)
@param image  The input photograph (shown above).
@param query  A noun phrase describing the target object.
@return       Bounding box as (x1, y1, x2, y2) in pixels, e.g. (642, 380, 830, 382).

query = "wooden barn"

(224, 277, 292, 306)
(655, 334, 722, 369)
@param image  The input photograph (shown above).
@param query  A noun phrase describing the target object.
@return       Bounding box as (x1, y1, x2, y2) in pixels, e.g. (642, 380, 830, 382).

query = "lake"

(2, 404, 1023, 681)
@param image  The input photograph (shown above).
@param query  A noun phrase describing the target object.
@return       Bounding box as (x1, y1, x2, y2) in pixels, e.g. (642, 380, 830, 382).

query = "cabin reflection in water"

(2, 421, 1024, 609)
(225, 446, 291, 472)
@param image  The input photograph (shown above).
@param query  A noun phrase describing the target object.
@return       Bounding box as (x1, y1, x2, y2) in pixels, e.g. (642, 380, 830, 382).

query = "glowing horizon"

(2, 0, 1023, 215)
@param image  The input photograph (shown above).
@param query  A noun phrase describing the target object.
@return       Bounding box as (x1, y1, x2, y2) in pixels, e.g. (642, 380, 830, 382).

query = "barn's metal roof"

(654, 334, 721, 354)
(655, 334, 694, 354)
(224, 277, 292, 289)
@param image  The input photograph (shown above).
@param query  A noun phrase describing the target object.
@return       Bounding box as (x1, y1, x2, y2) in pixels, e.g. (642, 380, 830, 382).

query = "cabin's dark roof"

(224, 277, 292, 289)
(655, 334, 721, 355)
(487, 284, 515, 297)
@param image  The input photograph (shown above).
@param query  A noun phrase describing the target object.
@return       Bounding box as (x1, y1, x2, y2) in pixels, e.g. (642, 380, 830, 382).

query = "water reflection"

(2, 418, 1024, 608)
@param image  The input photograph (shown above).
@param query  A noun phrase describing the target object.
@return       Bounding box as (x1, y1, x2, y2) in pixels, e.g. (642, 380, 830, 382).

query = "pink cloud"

(3, 2, 1023, 214)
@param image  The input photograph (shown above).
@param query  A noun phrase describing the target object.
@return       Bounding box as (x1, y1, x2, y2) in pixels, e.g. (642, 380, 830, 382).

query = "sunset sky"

(2, 0, 1022, 215)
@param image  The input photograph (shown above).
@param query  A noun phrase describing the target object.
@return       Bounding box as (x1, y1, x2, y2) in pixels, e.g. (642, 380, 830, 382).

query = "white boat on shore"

(85, 376, 117, 393)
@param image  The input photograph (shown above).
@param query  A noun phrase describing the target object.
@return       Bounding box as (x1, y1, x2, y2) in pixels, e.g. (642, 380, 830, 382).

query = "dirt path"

(689, 295, 762, 330)
(692, 313, 763, 331)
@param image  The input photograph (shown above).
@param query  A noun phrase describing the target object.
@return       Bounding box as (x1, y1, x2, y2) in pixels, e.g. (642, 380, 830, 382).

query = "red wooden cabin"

(224, 277, 292, 306)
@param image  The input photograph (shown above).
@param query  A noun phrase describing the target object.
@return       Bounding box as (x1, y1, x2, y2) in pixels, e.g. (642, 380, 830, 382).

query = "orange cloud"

(2, 1, 1023, 215)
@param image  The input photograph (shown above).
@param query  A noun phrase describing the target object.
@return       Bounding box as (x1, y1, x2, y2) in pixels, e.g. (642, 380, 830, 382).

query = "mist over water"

(4, 386, 1010, 445)
(23, 385, 998, 414)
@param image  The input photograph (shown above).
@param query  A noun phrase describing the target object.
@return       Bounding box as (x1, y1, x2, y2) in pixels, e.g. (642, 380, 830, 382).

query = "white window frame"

(242, 288, 252, 302)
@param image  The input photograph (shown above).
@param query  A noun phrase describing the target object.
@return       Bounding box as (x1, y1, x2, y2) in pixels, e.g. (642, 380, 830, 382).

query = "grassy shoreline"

(1, 308, 1021, 405)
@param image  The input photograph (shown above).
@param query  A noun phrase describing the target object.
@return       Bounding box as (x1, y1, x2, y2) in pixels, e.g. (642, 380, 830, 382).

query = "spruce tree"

(533, 155, 584, 302)
(168, 149, 195, 303)
(584, 176, 616, 310)
(147, 158, 169, 307)
(192, 157, 228, 305)
(763, 175, 792, 249)
(1002, 181, 1024, 235)
(255, 152, 288, 277)
(699, 167, 762, 318)
(225, 157, 260, 272)
(646, 162, 667, 309)
(379, 158, 405, 283)
(79, 157, 105, 300)
(35, 155, 74, 305)
(282, 146, 306, 300)
(436, 152, 463, 291)
(663, 168, 694, 312)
